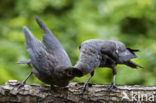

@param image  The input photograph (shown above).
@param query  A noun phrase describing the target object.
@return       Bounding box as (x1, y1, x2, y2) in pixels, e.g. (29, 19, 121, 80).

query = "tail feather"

(125, 61, 143, 68)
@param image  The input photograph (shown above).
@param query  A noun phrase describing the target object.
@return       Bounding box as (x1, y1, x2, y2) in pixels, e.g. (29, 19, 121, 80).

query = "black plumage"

(74, 39, 143, 91)
(18, 16, 82, 87)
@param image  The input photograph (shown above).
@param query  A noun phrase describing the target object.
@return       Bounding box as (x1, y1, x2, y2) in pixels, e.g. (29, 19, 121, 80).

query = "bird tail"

(125, 61, 143, 68)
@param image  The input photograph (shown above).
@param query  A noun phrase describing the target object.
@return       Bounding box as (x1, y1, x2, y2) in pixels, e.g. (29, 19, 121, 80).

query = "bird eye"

(66, 69, 73, 77)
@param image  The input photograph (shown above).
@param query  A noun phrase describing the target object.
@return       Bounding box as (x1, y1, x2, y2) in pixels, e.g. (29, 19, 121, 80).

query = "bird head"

(64, 66, 83, 77)
(53, 66, 83, 87)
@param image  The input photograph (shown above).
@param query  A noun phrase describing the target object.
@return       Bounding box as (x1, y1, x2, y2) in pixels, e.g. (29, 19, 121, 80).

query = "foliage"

(0, 0, 156, 86)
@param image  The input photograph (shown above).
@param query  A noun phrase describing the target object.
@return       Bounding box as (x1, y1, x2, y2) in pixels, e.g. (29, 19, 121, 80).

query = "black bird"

(74, 39, 143, 92)
(18, 16, 82, 88)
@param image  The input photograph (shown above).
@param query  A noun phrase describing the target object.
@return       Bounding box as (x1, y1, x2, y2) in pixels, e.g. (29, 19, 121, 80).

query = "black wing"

(35, 16, 71, 66)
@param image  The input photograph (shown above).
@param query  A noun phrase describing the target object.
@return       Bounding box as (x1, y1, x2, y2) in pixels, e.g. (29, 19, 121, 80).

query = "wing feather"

(23, 27, 54, 74)
(35, 16, 71, 66)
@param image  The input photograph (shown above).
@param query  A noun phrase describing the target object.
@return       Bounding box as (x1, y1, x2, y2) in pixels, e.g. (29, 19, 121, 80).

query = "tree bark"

(0, 80, 156, 103)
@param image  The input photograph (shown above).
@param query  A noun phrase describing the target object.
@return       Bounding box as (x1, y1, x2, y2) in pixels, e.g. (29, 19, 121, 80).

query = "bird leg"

(50, 85, 57, 92)
(108, 66, 117, 90)
(82, 71, 94, 93)
(17, 72, 33, 88)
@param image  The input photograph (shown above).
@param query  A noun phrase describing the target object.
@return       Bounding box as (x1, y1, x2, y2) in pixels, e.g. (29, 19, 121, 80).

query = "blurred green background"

(0, 0, 156, 86)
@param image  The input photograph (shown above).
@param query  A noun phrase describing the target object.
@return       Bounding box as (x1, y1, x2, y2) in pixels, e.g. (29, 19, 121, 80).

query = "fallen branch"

(0, 80, 156, 103)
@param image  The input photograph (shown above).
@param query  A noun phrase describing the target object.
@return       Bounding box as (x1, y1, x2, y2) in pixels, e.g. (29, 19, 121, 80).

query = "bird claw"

(108, 83, 116, 91)
(50, 85, 55, 90)
(50, 85, 58, 92)
(17, 82, 25, 89)
(82, 83, 88, 93)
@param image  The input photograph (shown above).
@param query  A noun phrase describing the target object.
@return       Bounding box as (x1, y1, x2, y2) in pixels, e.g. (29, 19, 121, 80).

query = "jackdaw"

(74, 39, 143, 92)
(17, 16, 82, 88)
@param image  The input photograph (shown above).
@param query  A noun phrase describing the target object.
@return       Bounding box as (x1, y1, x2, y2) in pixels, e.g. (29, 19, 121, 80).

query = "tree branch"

(0, 80, 156, 103)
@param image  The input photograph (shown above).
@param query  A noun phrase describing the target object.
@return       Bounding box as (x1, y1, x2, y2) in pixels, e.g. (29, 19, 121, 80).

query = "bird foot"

(108, 83, 116, 91)
(50, 85, 57, 92)
(16, 82, 26, 89)
(50, 85, 55, 90)
(82, 83, 88, 93)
